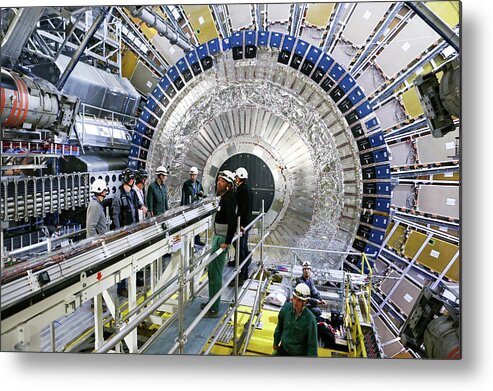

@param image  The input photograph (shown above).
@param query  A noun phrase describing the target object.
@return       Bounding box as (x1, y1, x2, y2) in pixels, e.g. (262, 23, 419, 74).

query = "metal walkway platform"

(143, 299, 230, 355)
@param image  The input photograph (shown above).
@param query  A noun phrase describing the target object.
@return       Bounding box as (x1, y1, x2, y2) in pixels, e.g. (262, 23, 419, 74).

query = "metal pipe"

(56, 7, 110, 90)
(405, 2, 459, 52)
(127, 6, 194, 52)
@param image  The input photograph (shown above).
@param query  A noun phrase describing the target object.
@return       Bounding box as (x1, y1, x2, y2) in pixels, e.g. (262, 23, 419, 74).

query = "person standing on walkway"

(202, 170, 237, 317)
(147, 166, 169, 217)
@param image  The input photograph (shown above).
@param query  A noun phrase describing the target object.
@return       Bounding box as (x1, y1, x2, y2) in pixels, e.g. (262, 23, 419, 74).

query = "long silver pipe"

(127, 6, 194, 52)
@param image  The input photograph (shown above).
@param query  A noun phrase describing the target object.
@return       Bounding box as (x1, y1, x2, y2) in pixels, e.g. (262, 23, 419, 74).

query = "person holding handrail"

(201, 170, 237, 318)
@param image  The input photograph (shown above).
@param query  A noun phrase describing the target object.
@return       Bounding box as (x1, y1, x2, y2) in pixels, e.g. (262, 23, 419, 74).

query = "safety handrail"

(97, 209, 267, 353)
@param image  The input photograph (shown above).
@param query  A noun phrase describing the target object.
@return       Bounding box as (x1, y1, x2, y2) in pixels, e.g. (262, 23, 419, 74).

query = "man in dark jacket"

(201, 170, 237, 317)
(228, 167, 253, 283)
(273, 283, 318, 356)
(112, 168, 147, 295)
(181, 166, 206, 245)
(113, 168, 147, 229)
(147, 166, 169, 217)
(297, 261, 327, 319)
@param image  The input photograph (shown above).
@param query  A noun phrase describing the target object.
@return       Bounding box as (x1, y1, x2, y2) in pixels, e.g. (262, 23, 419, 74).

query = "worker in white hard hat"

(181, 166, 206, 245)
(200, 170, 237, 317)
(273, 283, 318, 356)
(297, 261, 327, 319)
(147, 165, 169, 217)
(86, 178, 109, 237)
(227, 167, 253, 284)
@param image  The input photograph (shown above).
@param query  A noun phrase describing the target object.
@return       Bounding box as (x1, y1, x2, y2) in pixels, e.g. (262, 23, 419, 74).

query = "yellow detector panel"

(182, 5, 219, 44)
(305, 3, 335, 28)
(402, 88, 424, 118)
(122, 50, 138, 79)
(426, 1, 460, 28)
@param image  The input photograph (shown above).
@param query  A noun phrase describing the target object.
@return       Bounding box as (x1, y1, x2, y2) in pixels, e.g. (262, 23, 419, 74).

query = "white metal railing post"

(260, 200, 265, 267)
(232, 216, 241, 355)
(177, 242, 186, 354)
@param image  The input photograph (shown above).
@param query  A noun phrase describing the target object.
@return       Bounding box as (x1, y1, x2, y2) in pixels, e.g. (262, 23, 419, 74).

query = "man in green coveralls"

(273, 283, 319, 356)
(201, 170, 237, 317)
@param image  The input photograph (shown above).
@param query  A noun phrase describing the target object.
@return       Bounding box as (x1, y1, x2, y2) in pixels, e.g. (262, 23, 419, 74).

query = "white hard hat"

(302, 261, 312, 269)
(189, 166, 198, 174)
(156, 165, 168, 175)
(235, 167, 248, 179)
(91, 179, 108, 194)
(218, 169, 235, 184)
(293, 283, 310, 301)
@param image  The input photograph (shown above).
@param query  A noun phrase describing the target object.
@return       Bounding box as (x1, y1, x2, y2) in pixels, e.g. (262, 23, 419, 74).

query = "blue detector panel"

(375, 198, 390, 213)
(145, 96, 157, 111)
(197, 44, 209, 59)
(140, 110, 153, 124)
(340, 74, 356, 93)
(365, 117, 380, 131)
(348, 87, 365, 106)
(128, 158, 138, 169)
(129, 145, 139, 157)
(258, 31, 269, 46)
(306, 46, 322, 64)
(186, 50, 199, 65)
(222, 37, 231, 51)
(245, 30, 256, 46)
(376, 182, 391, 195)
(329, 63, 344, 81)
(373, 215, 389, 229)
(269, 32, 282, 48)
(231, 31, 244, 47)
(131, 132, 142, 146)
(282, 35, 296, 52)
(364, 243, 379, 258)
(356, 101, 373, 118)
(375, 164, 391, 179)
(208, 38, 220, 55)
(135, 121, 147, 135)
(167, 66, 179, 81)
(318, 54, 334, 72)
(151, 85, 164, 101)
(295, 39, 309, 56)
(373, 148, 389, 162)
(176, 58, 189, 73)
(370, 229, 385, 245)
(369, 131, 385, 147)
(158, 76, 171, 91)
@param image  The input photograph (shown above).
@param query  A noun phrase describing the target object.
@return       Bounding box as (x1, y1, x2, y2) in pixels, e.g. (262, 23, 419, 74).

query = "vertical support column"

(177, 248, 186, 354)
(126, 264, 138, 353)
(232, 216, 241, 356)
(260, 200, 265, 266)
(50, 321, 56, 352)
(94, 293, 105, 349)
